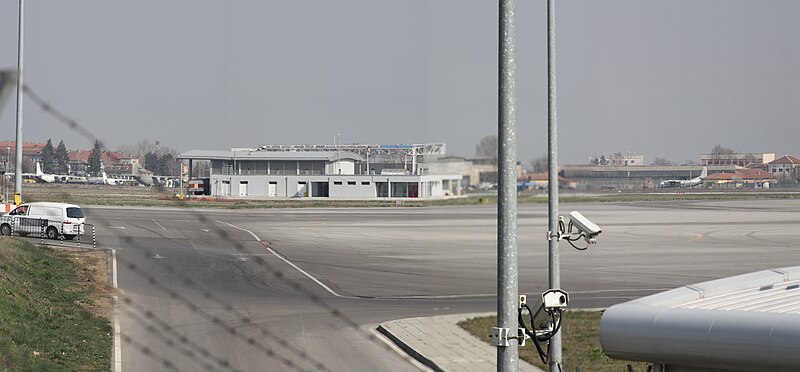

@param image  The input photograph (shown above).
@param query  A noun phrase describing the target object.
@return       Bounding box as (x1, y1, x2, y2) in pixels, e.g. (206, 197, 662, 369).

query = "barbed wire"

(120, 333, 180, 371)
(119, 296, 240, 372)
(20, 85, 418, 369)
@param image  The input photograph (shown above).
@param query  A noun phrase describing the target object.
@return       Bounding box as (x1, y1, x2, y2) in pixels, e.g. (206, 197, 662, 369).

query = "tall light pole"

(5, 147, 9, 203)
(546, 0, 562, 371)
(13, 0, 25, 205)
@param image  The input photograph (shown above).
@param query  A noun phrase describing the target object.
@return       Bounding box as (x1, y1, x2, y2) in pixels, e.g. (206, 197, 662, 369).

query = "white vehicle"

(0, 202, 85, 240)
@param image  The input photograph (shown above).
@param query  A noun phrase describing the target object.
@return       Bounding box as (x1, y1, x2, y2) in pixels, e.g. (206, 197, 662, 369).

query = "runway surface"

(85, 199, 800, 371)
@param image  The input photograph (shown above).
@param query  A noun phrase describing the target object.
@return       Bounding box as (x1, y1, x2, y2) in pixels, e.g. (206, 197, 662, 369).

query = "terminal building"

(177, 143, 462, 199)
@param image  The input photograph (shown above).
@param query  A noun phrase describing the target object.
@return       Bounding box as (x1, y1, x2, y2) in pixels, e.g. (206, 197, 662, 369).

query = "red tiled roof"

(704, 172, 735, 181)
(0, 141, 47, 156)
(519, 172, 575, 183)
(68, 150, 130, 163)
(769, 155, 800, 165)
(734, 169, 775, 180)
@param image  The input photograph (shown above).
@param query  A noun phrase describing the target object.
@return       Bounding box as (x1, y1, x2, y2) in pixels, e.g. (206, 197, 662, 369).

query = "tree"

(710, 144, 736, 164)
(87, 140, 103, 177)
(651, 157, 676, 166)
(41, 139, 55, 174)
(144, 151, 160, 173)
(158, 153, 174, 176)
(530, 155, 548, 173)
(475, 134, 499, 161)
(54, 140, 69, 174)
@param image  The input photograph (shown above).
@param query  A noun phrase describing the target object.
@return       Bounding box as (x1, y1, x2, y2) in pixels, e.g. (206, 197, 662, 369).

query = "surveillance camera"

(542, 289, 569, 310)
(568, 211, 601, 243)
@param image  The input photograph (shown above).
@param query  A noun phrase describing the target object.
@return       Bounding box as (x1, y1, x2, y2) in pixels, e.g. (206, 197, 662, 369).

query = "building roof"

(519, 172, 575, 183)
(68, 150, 130, 163)
(769, 155, 800, 165)
(0, 141, 47, 156)
(178, 150, 366, 162)
(707, 170, 775, 181)
(601, 266, 800, 371)
(735, 168, 775, 180)
(703, 172, 735, 181)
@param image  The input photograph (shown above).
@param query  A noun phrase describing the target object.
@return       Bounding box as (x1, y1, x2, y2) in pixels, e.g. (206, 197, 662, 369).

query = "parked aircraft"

(659, 167, 708, 188)
(87, 171, 126, 185)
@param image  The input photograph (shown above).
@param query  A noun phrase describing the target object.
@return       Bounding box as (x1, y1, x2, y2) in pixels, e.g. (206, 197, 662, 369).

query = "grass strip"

(458, 311, 647, 372)
(0, 238, 112, 371)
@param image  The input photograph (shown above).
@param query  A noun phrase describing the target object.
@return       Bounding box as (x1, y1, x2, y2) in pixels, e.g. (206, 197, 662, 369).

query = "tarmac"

(377, 313, 544, 372)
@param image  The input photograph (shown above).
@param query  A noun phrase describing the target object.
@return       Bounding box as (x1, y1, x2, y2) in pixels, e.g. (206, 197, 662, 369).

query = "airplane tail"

(700, 166, 708, 178)
(35, 161, 43, 176)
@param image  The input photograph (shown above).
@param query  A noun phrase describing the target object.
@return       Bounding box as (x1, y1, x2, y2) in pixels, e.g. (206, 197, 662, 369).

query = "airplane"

(87, 170, 127, 185)
(659, 167, 708, 188)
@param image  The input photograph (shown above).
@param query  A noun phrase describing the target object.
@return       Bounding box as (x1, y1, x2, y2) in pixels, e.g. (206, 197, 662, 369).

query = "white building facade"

(178, 149, 462, 199)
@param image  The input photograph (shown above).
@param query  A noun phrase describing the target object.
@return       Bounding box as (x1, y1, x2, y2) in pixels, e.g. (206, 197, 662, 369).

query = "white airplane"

(659, 167, 708, 188)
(87, 170, 128, 185)
(34, 162, 60, 183)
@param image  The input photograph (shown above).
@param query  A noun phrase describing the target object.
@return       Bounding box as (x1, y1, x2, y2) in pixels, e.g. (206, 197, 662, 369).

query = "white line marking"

(112, 248, 118, 289)
(109, 226, 126, 229)
(111, 249, 121, 372)
(217, 220, 354, 299)
(152, 219, 166, 231)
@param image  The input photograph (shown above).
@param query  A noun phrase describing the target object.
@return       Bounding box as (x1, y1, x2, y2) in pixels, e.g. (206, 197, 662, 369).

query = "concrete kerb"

(377, 313, 544, 372)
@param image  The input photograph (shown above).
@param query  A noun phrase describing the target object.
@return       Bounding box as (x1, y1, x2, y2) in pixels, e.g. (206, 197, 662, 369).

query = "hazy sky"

(1, 1, 798, 165)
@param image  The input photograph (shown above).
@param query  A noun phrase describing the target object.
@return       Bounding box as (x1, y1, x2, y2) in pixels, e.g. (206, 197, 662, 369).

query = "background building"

(178, 143, 462, 199)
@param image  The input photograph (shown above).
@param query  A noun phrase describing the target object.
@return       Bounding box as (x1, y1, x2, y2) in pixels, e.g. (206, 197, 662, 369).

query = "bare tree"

(710, 144, 736, 164)
(530, 155, 548, 173)
(475, 134, 498, 161)
(651, 157, 676, 166)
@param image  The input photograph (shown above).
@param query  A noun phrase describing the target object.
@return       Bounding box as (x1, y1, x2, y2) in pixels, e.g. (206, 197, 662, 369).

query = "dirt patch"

(68, 250, 118, 320)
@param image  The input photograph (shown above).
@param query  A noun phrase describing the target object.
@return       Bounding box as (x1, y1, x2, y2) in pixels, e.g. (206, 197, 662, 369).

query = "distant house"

(767, 155, 800, 182)
(517, 172, 577, 190)
(68, 150, 136, 177)
(703, 169, 776, 189)
(0, 141, 47, 173)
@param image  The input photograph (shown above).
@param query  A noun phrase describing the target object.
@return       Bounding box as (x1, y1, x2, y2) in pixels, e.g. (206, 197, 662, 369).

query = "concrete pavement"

(377, 313, 543, 372)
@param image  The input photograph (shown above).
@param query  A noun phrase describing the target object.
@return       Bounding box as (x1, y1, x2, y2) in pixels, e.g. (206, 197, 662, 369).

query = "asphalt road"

(85, 199, 800, 371)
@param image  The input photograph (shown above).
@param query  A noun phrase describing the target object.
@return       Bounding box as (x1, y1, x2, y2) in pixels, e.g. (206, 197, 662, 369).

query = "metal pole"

(546, 0, 562, 371)
(14, 0, 24, 204)
(497, 0, 518, 370)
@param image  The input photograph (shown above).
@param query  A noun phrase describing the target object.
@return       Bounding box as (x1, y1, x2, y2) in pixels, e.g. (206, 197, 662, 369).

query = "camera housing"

(542, 289, 569, 310)
(568, 211, 602, 243)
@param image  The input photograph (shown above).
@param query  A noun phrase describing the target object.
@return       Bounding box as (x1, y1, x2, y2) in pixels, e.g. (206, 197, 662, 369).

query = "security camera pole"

(496, 0, 519, 370)
(546, 0, 563, 370)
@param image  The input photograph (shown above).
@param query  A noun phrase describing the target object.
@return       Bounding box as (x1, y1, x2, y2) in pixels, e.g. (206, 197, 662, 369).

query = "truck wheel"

(0, 224, 10, 236)
(46, 227, 59, 240)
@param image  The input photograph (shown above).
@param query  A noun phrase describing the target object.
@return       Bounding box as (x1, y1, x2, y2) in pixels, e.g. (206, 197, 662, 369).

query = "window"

(347, 181, 356, 185)
(361, 181, 370, 185)
(66, 207, 84, 218)
(334, 181, 342, 185)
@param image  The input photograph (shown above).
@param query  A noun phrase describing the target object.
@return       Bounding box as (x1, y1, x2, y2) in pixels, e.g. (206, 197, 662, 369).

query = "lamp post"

(5, 147, 9, 203)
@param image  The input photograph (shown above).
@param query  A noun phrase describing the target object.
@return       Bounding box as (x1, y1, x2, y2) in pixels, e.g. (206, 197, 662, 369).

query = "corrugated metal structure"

(600, 266, 800, 371)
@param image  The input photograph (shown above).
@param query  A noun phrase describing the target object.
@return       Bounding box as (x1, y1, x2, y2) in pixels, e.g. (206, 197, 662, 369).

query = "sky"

(1, 1, 799, 165)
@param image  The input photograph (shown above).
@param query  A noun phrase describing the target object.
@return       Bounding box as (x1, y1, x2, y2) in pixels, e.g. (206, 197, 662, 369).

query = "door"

(239, 181, 249, 197)
(268, 182, 277, 197)
(222, 180, 231, 196)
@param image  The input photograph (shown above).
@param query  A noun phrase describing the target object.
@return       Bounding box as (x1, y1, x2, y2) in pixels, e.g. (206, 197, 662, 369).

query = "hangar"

(177, 144, 462, 199)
